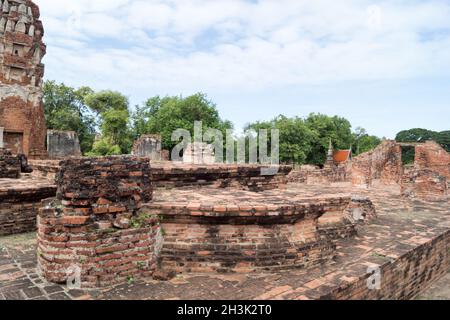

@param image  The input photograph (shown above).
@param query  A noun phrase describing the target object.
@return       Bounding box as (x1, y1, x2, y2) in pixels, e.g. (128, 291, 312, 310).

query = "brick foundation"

(31, 161, 293, 191)
(0, 180, 56, 236)
(288, 164, 351, 185)
(151, 163, 292, 191)
(142, 195, 375, 273)
(37, 156, 161, 288)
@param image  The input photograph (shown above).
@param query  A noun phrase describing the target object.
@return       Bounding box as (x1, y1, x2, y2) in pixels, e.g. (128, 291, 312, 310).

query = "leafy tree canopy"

(43, 81, 96, 154)
(132, 93, 233, 151)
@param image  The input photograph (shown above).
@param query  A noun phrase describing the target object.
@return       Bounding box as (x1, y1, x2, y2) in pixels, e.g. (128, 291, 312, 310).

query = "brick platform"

(0, 177, 56, 236)
(141, 188, 375, 273)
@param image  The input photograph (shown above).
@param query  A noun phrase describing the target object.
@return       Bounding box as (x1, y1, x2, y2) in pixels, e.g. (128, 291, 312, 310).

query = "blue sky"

(35, 0, 450, 138)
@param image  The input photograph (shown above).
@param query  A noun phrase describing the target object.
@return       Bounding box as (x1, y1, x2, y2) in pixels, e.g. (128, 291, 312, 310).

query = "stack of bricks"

(152, 163, 292, 191)
(0, 148, 20, 178)
(37, 156, 161, 288)
(401, 168, 448, 201)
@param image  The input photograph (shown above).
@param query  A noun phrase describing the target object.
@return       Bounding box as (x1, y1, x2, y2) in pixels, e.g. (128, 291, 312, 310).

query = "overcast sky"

(35, 0, 450, 138)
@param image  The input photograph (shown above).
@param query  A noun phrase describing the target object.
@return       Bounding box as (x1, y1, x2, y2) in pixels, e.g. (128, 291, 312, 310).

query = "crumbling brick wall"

(0, 0, 48, 159)
(152, 163, 292, 191)
(143, 195, 375, 273)
(352, 140, 403, 187)
(37, 156, 161, 288)
(401, 169, 448, 201)
(415, 141, 450, 179)
(288, 164, 351, 185)
(0, 148, 20, 178)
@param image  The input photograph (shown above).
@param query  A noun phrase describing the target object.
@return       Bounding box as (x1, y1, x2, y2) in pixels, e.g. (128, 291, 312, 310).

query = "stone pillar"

(37, 156, 161, 288)
(46, 130, 82, 159)
(131, 135, 162, 160)
(0, 127, 4, 149)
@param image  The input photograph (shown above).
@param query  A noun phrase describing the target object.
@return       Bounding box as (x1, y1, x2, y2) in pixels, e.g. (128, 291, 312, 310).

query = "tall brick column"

(0, 0, 48, 159)
(37, 156, 161, 288)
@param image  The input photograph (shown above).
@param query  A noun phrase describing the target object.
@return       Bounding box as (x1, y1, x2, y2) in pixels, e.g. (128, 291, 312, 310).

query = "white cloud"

(34, 0, 450, 100)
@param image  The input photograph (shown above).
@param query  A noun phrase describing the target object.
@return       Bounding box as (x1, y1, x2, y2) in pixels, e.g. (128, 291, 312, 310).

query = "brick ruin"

(415, 141, 450, 179)
(352, 140, 403, 187)
(46, 130, 81, 159)
(0, 146, 19, 178)
(401, 168, 448, 201)
(288, 139, 449, 201)
(0, 0, 48, 159)
(35, 156, 377, 285)
(183, 142, 216, 165)
(0, 0, 448, 299)
(147, 192, 375, 273)
(0, 178, 55, 235)
(37, 156, 160, 288)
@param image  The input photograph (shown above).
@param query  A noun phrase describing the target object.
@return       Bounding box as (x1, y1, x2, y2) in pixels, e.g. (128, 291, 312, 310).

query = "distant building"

(325, 139, 352, 167)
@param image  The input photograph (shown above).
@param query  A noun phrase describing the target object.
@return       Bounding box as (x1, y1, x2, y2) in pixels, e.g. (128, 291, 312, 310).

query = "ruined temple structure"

(414, 141, 450, 179)
(132, 134, 163, 161)
(37, 156, 160, 288)
(288, 142, 353, 185)
(0, 0, 47, 159)
(46, 130, 81, 159)
(352, 140, 403, 187)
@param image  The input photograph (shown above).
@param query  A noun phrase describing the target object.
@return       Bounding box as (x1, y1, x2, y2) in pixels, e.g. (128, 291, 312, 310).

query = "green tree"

(84, 90, 129, 114)
(395, 128, 450, 163)
(352, 127, 381, 155)
(435, 131, 450, 152)
(84, 91, 133, 155)
(395, 128, 436, 143)
(42, 81, 96, 154)
(304, 113, 353, 165)
(132, 93, 233, 152)
(245, 116, 314, 165)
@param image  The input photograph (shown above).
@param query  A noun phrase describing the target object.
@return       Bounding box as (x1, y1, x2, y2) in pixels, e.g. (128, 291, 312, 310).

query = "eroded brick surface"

(0, 176, 56, 236)
(37, 156, 160, 288)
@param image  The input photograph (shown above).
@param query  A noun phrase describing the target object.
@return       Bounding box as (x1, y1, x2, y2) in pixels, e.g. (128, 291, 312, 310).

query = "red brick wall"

(415, 141, 450, 179)
(352, 141, 403, 187)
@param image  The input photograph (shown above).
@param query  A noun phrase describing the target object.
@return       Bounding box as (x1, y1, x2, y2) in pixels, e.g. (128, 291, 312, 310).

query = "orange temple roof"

(333, 150, 352, 163)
